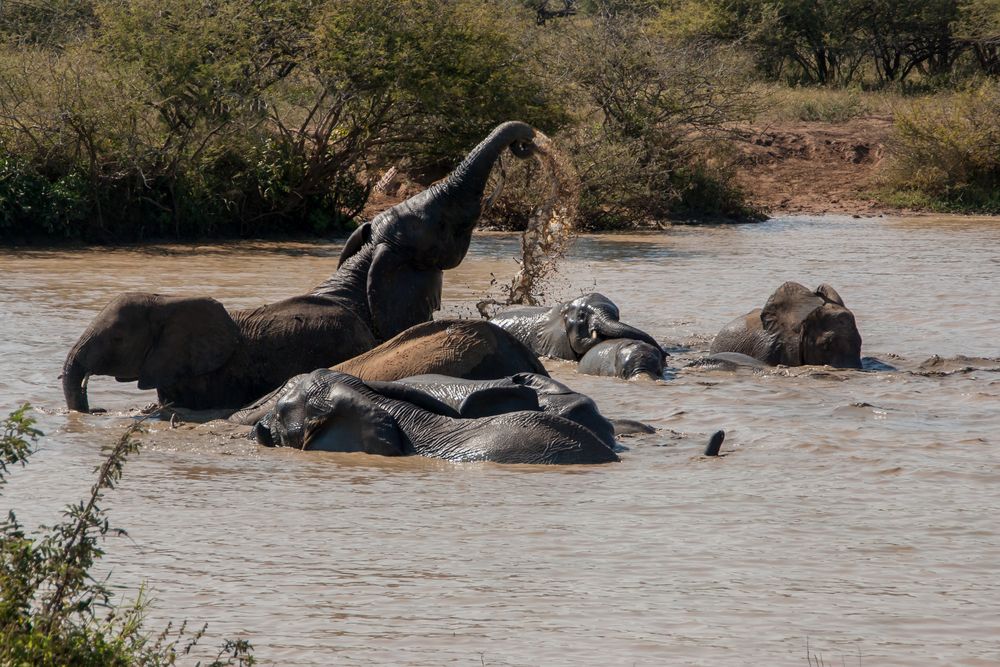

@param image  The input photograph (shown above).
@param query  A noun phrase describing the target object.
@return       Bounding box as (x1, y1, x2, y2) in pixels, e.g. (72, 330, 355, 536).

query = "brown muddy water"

(1, 215, 998, 666)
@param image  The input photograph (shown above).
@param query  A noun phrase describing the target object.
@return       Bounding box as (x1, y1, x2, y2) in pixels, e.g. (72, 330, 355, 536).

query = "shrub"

(764, 87, 879, 123)
(0, 405, 255, 665)
(0, 0, 565, 242)
(514, 3, 760, 228)
(880, 82, 1000, 212)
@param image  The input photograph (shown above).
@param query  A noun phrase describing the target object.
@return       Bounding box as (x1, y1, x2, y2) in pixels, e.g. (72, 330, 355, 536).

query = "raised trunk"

(62, 353, 90, 413)
(439, 121, 535, 223)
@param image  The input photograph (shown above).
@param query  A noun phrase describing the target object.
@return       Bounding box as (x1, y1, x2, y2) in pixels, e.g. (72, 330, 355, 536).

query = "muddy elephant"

(63, 121, 538, 412)
(490, 293, 665, 380)
(709, 282, 862, 368)
(252, 370, 619, 464)
(231, 319, 548, 424)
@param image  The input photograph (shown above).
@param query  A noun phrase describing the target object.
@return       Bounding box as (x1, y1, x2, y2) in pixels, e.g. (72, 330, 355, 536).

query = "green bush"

(880, 82, 1000, 212)
(538, 5, 761, 227)
(0, 156, 91, 238)
(0, 0, 565, 242)
(0, 405, 255, 666)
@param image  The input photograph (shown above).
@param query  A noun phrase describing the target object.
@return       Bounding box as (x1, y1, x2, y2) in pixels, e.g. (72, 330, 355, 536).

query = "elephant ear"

(366, 244, 442, 342)
(760, 282, 825, 366)
(535, 304, 577, 360)
(337, 222, 372, 269)
(303, 383, 405, 456)
(457, 385, 540, 418)
(814, 283, 846, 306)
(138, 296, 241, 390)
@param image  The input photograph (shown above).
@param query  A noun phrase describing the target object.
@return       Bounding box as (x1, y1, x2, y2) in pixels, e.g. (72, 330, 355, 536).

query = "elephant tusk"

(483, 154, 507, 212)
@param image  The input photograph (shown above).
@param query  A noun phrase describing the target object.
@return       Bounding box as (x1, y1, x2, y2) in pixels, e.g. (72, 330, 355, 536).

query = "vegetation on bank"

(0, 405, 255, 665)
(0, 0, 998, 243)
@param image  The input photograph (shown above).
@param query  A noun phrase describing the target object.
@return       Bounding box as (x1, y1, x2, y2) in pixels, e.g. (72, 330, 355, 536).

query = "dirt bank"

(734, 116, 896, 217)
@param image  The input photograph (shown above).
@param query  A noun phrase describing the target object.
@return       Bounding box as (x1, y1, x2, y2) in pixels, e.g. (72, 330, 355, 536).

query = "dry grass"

(759, 85, 902, 123)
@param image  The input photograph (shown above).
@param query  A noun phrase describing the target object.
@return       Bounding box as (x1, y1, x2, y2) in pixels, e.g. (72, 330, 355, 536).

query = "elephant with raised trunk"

(252, 370, 619, 465)
(231, 319, 549, 425)
(63, 121, 538, 412)
(490, 293, 665, 380)
(709, 282, 862, 369)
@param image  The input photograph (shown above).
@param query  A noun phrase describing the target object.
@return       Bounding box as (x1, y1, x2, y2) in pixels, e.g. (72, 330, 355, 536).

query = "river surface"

(1, 215, 998, 666)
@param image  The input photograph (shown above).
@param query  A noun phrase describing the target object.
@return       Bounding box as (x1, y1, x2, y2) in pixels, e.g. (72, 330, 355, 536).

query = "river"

(1, 215, 998, 665)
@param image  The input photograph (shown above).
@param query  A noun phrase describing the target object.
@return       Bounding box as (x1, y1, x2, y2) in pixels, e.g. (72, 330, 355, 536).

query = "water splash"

(477, 131, 579, 317)
(506, 131, 579, 305)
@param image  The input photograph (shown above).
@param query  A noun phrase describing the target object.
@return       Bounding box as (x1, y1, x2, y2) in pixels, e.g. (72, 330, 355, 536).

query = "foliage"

(0, 0, 563, 242)
(953, 0, 1000, 76)
(762, 86, 893, 123)
(533, 3, 761, 226)
(879, 81, 1000, 212)
(662, 0, 998, 88)
(0, 405, 255, 665)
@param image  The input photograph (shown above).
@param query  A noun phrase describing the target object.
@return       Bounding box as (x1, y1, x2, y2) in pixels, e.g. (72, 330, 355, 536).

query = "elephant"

(230, 318, 549, 425)
(577, 339, 665, 381)
(63, 121, 539, 412)
(709, 282, 863, 369)
(251, 369, 620, 465)
(390, 373, 617, 448)
(490, 293, 665, 380)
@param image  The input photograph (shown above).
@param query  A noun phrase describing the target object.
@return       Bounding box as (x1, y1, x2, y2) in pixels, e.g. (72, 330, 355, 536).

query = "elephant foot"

(89, 407, 107, 415)
(704, 430, 725, 456)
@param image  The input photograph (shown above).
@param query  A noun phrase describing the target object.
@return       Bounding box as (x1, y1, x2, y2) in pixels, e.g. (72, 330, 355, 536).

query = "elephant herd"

(61, 121, 866, 465)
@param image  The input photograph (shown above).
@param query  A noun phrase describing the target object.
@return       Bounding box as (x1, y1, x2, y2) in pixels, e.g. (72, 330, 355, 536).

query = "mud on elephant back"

(62, 121, 541, 413)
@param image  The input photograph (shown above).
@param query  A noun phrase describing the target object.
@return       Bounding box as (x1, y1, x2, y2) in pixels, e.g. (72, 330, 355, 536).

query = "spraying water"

(507, 131, 579, 305)
(478, 131, 579, 315)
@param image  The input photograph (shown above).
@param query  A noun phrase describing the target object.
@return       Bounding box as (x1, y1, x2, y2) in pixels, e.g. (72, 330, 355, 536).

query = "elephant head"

(252, 372, 406, 456)
(538, 293, 663, 360)
(332, 121, 537, 341)
(760, 282, 862, 369)
(578, 339, 665, 381)
(62, 293, 241, 412)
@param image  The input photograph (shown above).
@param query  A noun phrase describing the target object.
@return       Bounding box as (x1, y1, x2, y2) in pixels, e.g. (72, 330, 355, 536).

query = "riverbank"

(362, 116, 897, 225)
(3, 111, 996, 249)
(734, 117, 894, 217)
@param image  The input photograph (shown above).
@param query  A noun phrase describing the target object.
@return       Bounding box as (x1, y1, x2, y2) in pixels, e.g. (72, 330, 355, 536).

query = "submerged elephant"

(490, 293, 665, 380)
(63, 121, 538, 412)
(231, 319, 548, 425)
(252, 370, 619, 465)
(709, 282, 862, 368)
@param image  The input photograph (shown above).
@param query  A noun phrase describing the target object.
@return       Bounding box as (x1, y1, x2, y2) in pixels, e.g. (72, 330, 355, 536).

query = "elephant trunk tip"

(704, 430, 726, 457)
(510, 138, 535, 159)
(62, 356, 91, 413)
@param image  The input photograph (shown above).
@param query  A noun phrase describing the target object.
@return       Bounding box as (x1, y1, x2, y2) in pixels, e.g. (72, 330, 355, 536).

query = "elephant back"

(333, 319, 548, 382)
